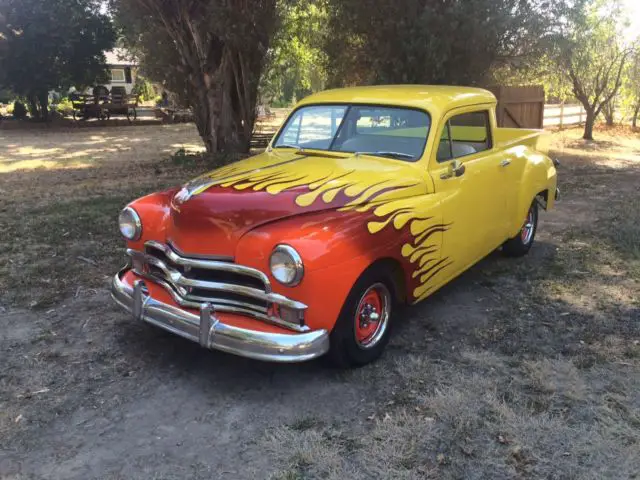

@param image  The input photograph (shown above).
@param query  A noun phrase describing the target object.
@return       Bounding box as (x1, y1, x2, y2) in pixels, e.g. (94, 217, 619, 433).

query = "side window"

(437, 110, 491, 162)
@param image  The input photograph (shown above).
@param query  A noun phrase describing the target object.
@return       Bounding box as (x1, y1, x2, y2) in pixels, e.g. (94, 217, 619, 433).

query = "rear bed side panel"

(494, 127, 551, 154)
(505, 145, 558, 236)
(492, 127, 557, 235)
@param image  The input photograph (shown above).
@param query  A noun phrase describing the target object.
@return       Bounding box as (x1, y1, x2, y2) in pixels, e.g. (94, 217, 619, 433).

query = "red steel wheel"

(353, 282, 391, 349)
(327, 264, 397, 367)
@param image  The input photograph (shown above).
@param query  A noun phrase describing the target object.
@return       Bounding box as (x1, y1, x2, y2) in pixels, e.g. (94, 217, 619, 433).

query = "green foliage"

(0, 88, 14, 104)
(260, 2, 327, 106)
(132, 75, 156, 102)
(620, 45, 640, 125)
(12, 100, 27, 119)
(324, 0, 571, 87)
(110, 0, 278, 153)
(551, 0, 633, 138)
(0, 0, 116, 120)
(55, 97, 74, 115)
(491, 55, 574, 102)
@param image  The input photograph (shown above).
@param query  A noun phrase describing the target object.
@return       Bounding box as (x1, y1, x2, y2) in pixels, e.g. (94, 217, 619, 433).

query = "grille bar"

(146, 241, 271, 291)
(126, 242, 308, 332)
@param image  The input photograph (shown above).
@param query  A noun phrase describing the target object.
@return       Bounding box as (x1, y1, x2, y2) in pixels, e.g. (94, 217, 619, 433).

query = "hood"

(167, 150, 430, 257)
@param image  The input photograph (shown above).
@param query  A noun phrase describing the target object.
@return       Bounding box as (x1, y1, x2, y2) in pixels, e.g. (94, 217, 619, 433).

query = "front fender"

(124, 188, 178, 251)
(235, 209, 410, 331)
(235, 194, 445, 331)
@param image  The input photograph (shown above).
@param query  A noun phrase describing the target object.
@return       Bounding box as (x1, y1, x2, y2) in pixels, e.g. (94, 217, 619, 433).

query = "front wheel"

(502, 201, 538, 257)
(326, 266, 395, 368)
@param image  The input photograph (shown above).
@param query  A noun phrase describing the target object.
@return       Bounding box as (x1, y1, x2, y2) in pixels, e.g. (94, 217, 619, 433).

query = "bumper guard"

(111, 272, 330, 362)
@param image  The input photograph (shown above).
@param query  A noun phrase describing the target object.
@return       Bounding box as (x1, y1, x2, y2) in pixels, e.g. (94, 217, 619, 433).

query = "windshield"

(273, 104, 431, 161)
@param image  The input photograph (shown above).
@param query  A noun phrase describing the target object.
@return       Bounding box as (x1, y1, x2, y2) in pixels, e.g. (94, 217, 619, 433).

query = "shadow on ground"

(1, 127, 639, 479)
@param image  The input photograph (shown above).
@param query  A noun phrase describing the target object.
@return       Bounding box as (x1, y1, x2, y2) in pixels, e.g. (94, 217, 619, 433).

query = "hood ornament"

(173, 177, 217, 205)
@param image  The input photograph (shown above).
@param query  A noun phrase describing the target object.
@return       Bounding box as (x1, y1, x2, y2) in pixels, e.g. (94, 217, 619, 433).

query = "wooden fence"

(543, 103, 587, 128)
(487, 85, 545, 129)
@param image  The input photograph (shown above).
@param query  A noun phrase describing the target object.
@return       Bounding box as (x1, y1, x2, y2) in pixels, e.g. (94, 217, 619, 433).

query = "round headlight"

(119, 207, 142, 240)
(269, 245, 304, 286)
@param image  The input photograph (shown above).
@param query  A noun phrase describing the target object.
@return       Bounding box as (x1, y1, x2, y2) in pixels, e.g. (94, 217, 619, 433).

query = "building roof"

(298, 85, 497, 115)
(105, 48, 137, 67)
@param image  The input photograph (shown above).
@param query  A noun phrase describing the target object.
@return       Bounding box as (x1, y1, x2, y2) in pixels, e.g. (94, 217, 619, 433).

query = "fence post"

(559, 102, 564, 129)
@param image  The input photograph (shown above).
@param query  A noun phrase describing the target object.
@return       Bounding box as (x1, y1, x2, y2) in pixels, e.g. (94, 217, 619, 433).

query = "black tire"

(502, 201, 538, 257)
(326, 264, 396, 368)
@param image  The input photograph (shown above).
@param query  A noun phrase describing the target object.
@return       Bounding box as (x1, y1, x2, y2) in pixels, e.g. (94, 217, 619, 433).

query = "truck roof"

(297, 85, 497, 115)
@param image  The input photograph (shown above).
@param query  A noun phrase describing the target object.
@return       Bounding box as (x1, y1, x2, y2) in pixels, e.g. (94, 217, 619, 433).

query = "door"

(429, 107, 510, 276)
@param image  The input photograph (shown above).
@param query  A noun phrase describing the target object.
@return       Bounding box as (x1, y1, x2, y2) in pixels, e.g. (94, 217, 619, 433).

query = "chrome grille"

(127, 241, 308, 332)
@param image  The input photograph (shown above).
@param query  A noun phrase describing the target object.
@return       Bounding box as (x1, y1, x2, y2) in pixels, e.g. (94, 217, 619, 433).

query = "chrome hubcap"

(521, 208, 535, 244)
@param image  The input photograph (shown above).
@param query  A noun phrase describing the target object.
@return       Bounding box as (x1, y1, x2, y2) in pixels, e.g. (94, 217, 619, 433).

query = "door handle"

(500, 159, 511, 167)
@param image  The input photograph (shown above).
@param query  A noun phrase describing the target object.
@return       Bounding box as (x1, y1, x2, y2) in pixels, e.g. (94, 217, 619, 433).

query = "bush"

(132, 76, 156, 102)
(0, 89, 14, 104)
(12, 100, 27, 119)
(55, 97, 74, 116)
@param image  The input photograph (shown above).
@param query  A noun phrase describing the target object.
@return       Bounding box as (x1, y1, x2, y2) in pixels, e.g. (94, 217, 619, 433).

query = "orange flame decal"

(186, 156, 454, 300)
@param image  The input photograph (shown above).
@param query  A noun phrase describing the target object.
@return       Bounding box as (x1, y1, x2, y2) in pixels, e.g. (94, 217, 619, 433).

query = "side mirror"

(441, 159, 466, 179)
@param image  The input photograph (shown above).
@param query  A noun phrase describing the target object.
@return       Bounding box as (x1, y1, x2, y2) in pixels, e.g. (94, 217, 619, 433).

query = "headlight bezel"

(119, 206, 142, 241)
(269, 244, 304, 287)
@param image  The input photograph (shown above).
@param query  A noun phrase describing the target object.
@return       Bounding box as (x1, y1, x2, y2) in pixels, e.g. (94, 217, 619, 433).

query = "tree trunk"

(190, 68, 241, 154)
(190, 71, 222, 153)
(27, 95, 39, 120)
(37, 91, 49, 122)
(632, 104, 640, 129)
(602, 100, 614, 126)
(583, 109, 596, 140)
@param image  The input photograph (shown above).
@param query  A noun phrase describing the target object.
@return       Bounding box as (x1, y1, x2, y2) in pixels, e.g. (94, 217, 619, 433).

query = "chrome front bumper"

(111, 273, 330, 362)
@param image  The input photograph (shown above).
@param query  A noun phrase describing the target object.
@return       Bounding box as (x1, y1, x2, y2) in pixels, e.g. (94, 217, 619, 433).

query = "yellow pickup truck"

(113, 85, 558, 367)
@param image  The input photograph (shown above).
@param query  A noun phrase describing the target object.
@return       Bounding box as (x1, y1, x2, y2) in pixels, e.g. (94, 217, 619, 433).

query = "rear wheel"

(502, 201, 538, 257)
(327, 266, 395, 368)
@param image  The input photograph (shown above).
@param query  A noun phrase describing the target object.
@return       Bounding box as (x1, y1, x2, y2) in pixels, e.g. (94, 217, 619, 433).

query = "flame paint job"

(121, 85, 558, 336)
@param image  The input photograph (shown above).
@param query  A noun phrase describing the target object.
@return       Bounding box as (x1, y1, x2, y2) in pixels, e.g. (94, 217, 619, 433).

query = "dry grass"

(260, 126, 640, 479)
(0, 124, 227, 307)
(0, 124, 638, 479)
(263, 351, 639, 479)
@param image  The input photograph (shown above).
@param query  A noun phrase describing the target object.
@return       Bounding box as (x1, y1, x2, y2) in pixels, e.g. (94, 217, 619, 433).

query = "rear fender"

(511, 150, 557, 235)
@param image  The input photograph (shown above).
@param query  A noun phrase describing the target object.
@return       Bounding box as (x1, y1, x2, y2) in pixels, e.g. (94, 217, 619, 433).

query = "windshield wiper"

(355, 151, 415, 160)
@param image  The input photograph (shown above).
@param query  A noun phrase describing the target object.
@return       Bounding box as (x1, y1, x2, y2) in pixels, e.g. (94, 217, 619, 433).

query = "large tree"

(111, 0, 278, 153)
(0, 0, 115, 120)
(556, 0, 631, 140)
(260, 2, 327, 106)
(324, 0, 570, 88)
(622, 46, 640, 128)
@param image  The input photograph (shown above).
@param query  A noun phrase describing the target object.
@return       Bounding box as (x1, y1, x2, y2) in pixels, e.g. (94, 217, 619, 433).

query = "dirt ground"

(0, 124, 638, 479)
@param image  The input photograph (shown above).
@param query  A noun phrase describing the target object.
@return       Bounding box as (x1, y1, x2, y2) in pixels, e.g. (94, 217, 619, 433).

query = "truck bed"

(494, 127, 550, 154)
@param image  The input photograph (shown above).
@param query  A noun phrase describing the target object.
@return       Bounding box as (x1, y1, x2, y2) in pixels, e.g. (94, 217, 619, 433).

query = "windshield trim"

(272, 102, 432, 163)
